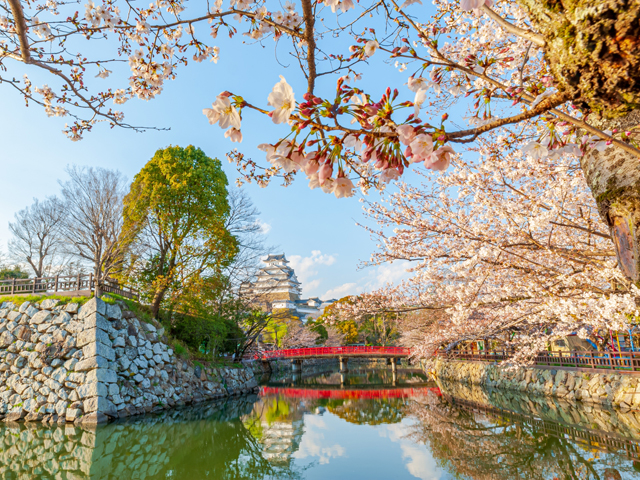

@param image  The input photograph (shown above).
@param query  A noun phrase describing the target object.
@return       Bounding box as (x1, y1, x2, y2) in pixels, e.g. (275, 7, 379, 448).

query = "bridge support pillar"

(391, 358, 398, 374)
(339, 357, 349, 373)
(291, 359, 303, 373)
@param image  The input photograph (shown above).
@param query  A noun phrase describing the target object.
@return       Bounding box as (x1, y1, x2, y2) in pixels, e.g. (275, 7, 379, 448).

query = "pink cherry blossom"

(409, 133, 434, 160)
(267, 75, 296, 124)
(424, 145, 455, 171)
(396, 124, 416, 146)
(333, 176, 355, 198)
(224, 127, 243, 143)
(318, 163, 333, 185)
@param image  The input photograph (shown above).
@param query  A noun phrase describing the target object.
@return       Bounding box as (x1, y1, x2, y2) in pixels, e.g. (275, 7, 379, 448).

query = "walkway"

(259, 346, 410, 361)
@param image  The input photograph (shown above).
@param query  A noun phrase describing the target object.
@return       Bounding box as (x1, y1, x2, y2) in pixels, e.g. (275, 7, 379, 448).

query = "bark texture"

(519, 0, 640, 118)
(581, 110, 640, 281)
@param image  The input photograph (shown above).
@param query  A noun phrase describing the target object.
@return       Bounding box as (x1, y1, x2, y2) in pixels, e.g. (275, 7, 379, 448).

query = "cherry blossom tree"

(338, 133, 639, 362)
(2, 0, 640, 281)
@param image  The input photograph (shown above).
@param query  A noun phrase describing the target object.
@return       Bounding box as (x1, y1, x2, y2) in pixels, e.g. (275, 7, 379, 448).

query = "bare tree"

(324, 326, 346, 347)
(8, 196, 66, 277)
(281, 321, 320, 348)
(59, 166, 134, 297)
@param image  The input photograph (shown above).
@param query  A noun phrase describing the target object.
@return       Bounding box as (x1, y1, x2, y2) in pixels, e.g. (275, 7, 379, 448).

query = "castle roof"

(264, 254, 289, 264)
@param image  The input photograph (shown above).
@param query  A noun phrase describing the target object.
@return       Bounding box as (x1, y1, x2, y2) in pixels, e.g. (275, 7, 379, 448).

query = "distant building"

(241, 254, 336, 321)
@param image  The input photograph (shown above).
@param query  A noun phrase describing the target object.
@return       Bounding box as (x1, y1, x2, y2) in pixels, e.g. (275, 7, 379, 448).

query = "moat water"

(2, 366, 640, 479)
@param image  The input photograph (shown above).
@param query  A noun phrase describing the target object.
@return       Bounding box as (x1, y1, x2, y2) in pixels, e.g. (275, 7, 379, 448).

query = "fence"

(0, 274, 139, 300)
(260, 346, 411, 360)
(442, 349, 640, 374)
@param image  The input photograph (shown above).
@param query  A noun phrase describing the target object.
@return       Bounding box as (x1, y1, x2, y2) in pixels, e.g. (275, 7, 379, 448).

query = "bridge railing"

(260, 346, 411, 360)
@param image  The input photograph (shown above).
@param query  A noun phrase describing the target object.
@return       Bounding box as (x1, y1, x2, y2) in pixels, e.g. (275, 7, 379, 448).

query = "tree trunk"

(581, 110, 640, 282)
(150, 287, 166, 319)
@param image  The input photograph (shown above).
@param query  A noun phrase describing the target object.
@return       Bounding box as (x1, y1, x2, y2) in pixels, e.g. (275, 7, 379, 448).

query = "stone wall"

(437, 379, 640, 441)
(0, 297, 258, 425)
(430, 357, 640, 410)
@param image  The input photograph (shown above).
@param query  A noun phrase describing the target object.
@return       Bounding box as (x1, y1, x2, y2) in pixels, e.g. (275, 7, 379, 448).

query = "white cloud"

(379, 422, 443, 480)
(293, 414, 346, 465)
(257, 219, 272, 234)
(323, 282, 361, 299)
(289, 250, 337, 297)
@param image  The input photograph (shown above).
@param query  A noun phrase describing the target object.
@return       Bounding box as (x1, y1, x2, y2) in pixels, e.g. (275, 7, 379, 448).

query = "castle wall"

(0, 297, 258, 425)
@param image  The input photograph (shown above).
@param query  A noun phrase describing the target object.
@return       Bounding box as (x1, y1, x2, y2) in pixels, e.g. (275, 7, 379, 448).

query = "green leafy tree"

(122, 145, 238, 318)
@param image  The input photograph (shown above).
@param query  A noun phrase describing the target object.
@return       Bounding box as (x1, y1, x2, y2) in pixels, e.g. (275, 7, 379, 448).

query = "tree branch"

(300, 0, 317, 94)
(481, 6, 545, 47)
(7, 0, 31, 63)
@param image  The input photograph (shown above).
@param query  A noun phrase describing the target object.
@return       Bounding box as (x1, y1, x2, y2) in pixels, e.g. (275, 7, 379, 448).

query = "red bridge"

(258, 346, 411, 372)
(260, 386, 439, 400)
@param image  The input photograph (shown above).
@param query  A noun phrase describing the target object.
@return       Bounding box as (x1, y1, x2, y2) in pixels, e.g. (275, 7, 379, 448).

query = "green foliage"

(317, 296, 398, 345)
(121, 145, 238, 317)
(0, 266, 29, 280)
(174, 343, 188, 357)
(0, 294, 90, 306)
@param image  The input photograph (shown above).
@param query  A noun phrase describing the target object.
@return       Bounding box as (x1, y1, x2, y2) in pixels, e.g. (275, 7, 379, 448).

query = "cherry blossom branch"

(301, 0, 318, 94)
(7, 0, 31, 62)
(481, 6, 545, 47)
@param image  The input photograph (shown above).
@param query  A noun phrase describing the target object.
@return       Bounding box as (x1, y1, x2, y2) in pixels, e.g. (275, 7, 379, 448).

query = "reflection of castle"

(260, 419, 305, 464)
(241, 254, 336, 321)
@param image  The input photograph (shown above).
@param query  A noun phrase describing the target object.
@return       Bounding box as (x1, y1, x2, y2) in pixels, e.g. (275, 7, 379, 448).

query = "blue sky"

(0, 17, 425, 300)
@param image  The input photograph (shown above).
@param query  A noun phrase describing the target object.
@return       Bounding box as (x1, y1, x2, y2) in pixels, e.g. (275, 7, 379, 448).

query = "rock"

(7, 311, 21, 322)
(83, 313, 111, 332)
(77, 382, 109, 399)
(78, 297, 107, 320)
(82, 342, 115, 362)
(83, 396, 117, 417)
(15, 326, 31, 342)
(40, 299, 60, 310)
(78, 411, 109, 424)
(30, 311, 52, 325)
(18, 302, 31, 313)
(24, 305, 39, 318)
(0, 332, 15, 348)
(75, 356, 110, 372)
(106, 303, 122, 321)
(112, 337, 125, 348)
(65, 303, 79, 314)
(65, 407, 83, 422)
(85, 368, 117, 384)
(77, 328, 111, 348)
(142, 322, 157, 333)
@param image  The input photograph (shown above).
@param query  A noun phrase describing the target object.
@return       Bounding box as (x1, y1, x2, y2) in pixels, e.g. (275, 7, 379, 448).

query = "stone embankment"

(437, 379, 640, 442)
(0, 297, 258, 425)
(0, 395, 258, 478)
(431, 357, 640, 409)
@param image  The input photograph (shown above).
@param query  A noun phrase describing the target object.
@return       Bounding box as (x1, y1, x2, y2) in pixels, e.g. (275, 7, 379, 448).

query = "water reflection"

(1, 368, 639, 479)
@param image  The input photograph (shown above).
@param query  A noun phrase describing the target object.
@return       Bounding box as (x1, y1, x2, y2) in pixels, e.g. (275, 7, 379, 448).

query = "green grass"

(0, 294, 91, 307)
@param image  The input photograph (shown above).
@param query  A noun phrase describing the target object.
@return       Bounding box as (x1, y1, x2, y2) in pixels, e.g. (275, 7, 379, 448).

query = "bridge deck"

(259, 346, 411, 361)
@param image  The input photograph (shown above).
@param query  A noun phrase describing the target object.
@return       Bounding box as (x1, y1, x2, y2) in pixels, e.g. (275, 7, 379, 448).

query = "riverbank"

(429, 357, 640, 409)
(0, 297, 258, 425)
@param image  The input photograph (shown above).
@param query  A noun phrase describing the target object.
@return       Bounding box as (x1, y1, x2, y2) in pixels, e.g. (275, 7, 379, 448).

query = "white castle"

(241, 254, 335, 320)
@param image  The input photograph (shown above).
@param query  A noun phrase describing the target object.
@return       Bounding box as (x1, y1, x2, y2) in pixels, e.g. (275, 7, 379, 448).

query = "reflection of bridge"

(259, 346, 411, 373)
(261, 386, 439, 400)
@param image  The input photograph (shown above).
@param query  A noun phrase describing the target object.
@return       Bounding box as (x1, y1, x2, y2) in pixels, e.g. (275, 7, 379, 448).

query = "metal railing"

(260, 346, 411, 360)
(0, 274, 139, 300)
(441, 349, 640, 373)
(260, 385, 435, 400)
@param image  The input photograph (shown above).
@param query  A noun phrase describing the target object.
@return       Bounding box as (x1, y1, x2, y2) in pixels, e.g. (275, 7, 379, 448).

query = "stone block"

(83, 342, 115, 362)
(40, 299, 60, 310)
(83, 313, 110, 332)
(30, 311, 52, 325)
(78, 297, 107, 320)
(55, 311, 72, 325)
(83, 396, 117, 417)
(24, 305, 39, 318)
(0, 331, 15, 348)
(65, 303, 79, 314)
(78, 411, 110, 424)
(66, 408, 83, 422)
(18, 301, 31, 313)
(106, 303, 122, 321)
(77, 327, 111, 348)
(112, 336, 125, 348)
(85, 368, 117, 384)
(75, 355, 110, 372)
(7, 311, 22, 322)
(77, 382, 108, 399)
